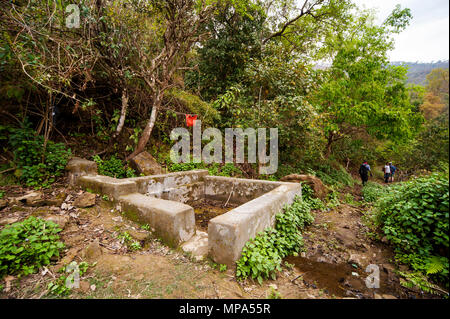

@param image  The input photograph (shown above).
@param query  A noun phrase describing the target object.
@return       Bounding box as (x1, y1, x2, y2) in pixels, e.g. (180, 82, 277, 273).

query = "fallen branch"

(223, 182, 236, 208)
(0, 167, 15, 175)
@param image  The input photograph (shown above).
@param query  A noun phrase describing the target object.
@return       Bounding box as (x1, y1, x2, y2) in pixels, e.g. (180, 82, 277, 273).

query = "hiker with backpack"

(359, 161, 372, 186)
(389, 162, 397, 182)
(382, 162, 391, 183)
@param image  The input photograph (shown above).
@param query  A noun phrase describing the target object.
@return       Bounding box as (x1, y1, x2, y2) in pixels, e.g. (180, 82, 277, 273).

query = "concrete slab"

(78, 175, 138, 199)
(208, 183, 302, 266)
(128, 170, 208, 203)
(118, 193, 195, 247)
(180, 231, 209, 261)
(205, 176, 296, 205)
(68, 160, 303, 262)
(66, 157, 98, 184)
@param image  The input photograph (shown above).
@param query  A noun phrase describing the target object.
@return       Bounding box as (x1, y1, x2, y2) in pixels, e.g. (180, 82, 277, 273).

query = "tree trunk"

(325, 132, 333, 159)
(113, 88, 128, 139)
(126, 93, 160, 161)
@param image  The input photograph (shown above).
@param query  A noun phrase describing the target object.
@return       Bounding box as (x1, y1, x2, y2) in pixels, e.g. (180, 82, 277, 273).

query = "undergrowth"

(1, 123, 71, 187)
(372, 172, 449, 295)
(362, 182, 387, 202)
(92, 154, 136, 178)
(236, 198, 314, 284)
(168, 159, 243, 177)
(0, 216, 65, 279)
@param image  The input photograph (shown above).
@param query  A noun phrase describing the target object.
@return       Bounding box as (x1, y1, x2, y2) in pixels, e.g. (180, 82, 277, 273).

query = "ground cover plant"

(236, 198, 314, 284)
(0, 216, 65, 279)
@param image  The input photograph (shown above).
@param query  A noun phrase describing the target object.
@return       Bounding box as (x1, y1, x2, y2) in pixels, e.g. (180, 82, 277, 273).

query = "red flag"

(185, 114, 197, 127)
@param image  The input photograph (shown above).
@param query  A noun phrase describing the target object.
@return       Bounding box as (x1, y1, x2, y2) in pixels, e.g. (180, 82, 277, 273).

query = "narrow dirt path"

(280, 184, 434, 299)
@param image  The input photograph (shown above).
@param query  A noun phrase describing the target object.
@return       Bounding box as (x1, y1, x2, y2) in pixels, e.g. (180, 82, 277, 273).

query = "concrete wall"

(67, 158, 303, 263)
(78, 175, 138, 199)
(66, 157, 98, 185)
(128, 170, 208, 203)
(204, 176, 293, 205)
(208, 183, 302, 266)
(118, 193, 195, 247)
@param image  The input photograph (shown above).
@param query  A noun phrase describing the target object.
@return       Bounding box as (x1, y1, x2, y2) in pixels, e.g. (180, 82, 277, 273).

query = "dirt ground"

(0, 179, 438, 299)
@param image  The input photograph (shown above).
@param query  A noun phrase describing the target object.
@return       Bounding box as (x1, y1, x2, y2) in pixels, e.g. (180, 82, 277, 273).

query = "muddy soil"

(190, 199, 238, 231)
(284, 186, 437, 299)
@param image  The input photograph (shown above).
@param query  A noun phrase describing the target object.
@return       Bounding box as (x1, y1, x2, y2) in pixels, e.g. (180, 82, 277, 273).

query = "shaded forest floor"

(0, 178, 437, 299)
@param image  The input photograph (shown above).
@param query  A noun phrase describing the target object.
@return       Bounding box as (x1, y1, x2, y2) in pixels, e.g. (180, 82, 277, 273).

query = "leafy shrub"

(93, 154, 136, 178)
(117, 231, 141, 251)
(362, 182, 387, 202)
(236, 198, 314, 284)
(168, 161, 205, 172)
(325, 187, 341, 209)
(168, 159, 243, 177)
(312, 164, 355, 188)
(6, 123, 71, 187)
(301, 184, 325, 210)
(374, 173, 449, 290)
(0, 216, 65, 279)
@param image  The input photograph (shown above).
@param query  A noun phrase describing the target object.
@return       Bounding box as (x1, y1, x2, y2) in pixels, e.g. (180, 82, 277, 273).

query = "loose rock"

(0, 216, 19, 226)
(73, 192, 96, 208)
(0, 199, 7, 210)
(82, 240, 103, 260)
(15, 192, 44, 207)
(43, 215, 69, 229)
(129, 151, 163, 175)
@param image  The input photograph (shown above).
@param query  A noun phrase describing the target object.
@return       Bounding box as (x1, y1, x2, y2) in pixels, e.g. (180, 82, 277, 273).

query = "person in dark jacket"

(389, 162, 397, 182)
(359, 161, 372, 186)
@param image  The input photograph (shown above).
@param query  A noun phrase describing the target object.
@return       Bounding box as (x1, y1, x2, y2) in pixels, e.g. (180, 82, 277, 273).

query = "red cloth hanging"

(185, 114, 197, 127)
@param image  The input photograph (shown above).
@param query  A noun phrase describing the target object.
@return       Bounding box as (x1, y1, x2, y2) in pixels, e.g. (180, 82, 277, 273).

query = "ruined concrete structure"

(66, 157, 302, 265)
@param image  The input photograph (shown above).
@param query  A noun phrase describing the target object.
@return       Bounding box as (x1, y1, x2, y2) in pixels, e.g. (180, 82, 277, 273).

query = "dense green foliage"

(362, 182, 388, 203)
(373, 173, 449, 290)
(92, 155, 136, 179)
(0, 216, 65, 279)
(301, 184, 326, 210)
(0, 0, 448, 299)
(168, 160, 243, 177)
(1, 1, 445, 180)
(236, 198, 314, 284)
(1, 123, 71, 187)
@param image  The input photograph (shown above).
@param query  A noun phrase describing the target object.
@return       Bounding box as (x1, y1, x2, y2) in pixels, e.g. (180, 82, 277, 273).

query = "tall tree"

(311, 5, 422, 158)
(121, 0, 230, 160)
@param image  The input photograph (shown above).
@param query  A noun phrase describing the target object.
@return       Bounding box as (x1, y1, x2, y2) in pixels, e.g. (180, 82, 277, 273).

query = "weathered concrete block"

(208, 183, 301, 266)
(129, 151, 163, 175)
(129, 170, 208, 203)
(66, 157, 98, 184)
(181, 231, 209, 261)
(78, 175, 137, 200)
(204, 176, 292, 205)
(118, 193, 195, 247)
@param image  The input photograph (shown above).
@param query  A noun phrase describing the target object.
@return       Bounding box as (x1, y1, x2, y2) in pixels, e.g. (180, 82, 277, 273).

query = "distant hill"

(391, 61, 449, 85)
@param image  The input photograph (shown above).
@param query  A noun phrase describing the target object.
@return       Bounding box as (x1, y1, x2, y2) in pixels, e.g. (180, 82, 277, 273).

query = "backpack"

(359, 164, 369, 175)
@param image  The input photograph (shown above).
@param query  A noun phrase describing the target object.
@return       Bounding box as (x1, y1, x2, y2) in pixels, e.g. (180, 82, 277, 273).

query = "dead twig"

(0, 167, 15, 174)
(223, 182, 236, 208)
